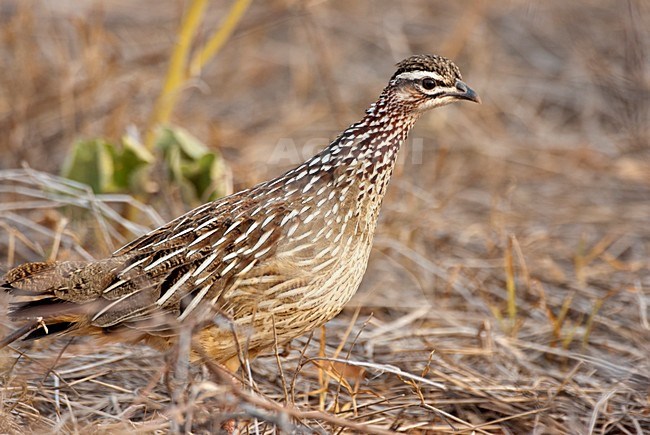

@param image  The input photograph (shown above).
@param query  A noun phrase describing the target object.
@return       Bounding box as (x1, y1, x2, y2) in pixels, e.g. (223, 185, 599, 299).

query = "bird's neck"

(271, 88, 421, 222)
(318, 87, 421, 199)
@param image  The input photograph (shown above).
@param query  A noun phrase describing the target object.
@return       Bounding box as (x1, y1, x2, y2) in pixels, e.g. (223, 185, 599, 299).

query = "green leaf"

(114, 134, 155, 191)
(61, 125, 229, 207)
(182, 153, 216, 200)
(155, 126, 228, 204)
(156, 126, 209, 159)
(62, 135, 156, 195)
(61, 139, 115, 193)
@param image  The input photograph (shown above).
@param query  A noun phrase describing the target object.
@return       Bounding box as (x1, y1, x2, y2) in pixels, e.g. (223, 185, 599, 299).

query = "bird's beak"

(453, 80, 481, 104)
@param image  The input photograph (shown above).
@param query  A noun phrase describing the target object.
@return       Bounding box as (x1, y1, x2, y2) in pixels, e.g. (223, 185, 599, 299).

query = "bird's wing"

(3, 188, 298, 339)
(89, 189, 295, 334)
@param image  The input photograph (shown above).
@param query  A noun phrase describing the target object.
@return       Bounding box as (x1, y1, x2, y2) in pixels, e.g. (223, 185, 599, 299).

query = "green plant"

(62, 0, 252, 206)
(62, 127, 229, 206)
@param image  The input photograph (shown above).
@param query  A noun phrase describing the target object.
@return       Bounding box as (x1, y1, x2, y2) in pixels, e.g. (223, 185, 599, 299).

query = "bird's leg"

(165, 328, 193, 433)
(218, 356, 243, 434)
(223, 354, 242, 373)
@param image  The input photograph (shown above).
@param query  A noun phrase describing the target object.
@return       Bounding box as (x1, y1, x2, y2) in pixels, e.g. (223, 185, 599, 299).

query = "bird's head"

(388, 54, 480, 112)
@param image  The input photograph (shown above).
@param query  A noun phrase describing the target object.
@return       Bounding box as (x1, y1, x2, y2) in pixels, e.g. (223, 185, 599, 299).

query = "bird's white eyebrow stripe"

(394, 70, 445, 82)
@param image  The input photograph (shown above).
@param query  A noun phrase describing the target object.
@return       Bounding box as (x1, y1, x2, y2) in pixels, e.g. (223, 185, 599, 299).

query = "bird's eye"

(421, 78, 437, 90)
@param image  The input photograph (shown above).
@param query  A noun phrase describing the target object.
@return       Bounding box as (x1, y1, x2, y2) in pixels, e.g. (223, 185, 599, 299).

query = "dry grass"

(1, 0, 649, 433)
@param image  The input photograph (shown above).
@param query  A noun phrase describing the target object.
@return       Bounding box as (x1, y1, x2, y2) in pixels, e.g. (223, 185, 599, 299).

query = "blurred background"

(0, 0, 648, 433)
(0, 0, 647, 299)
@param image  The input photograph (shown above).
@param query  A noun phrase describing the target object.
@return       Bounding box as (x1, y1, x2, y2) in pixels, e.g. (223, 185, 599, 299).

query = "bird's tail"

(1, 260, 91, 348)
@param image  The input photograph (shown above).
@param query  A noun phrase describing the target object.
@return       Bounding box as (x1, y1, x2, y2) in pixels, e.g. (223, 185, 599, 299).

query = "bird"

(1, 54, 479, 371)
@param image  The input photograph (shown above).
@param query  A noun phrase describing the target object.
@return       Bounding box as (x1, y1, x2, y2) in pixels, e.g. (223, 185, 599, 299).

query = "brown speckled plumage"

(1, 55, 479, 368)
(391, 54, 462, 85)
